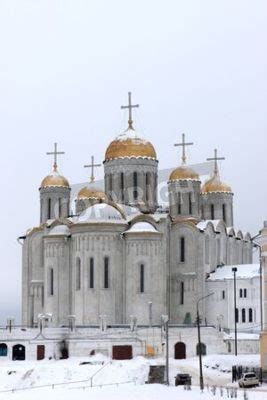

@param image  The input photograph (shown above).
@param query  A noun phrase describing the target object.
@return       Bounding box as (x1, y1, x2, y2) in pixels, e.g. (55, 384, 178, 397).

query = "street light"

(232, 267, 238, 356)
(161, 315, 169, 386)
(197, 292, 214, 391)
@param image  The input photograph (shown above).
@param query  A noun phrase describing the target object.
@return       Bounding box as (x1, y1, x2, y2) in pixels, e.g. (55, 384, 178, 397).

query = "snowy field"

(0, 354, 265, 400)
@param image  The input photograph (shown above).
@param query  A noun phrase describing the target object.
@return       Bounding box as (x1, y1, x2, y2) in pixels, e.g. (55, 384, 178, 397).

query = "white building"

(206, 264, 261, 332)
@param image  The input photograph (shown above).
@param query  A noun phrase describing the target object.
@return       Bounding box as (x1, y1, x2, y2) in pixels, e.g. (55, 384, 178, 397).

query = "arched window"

(88, 258, 94, 289)
(222, 204, 226, 223)
(205, 236, 210, 264)
(180, 237, 185, 262)
(76, 258, 81, 291)
(211, 204, 215, 220)
(178, 193, 182, 215)
(104, 257, 109, 288)
(140, 264, 145, 293)
(109, 174, 113, 193)
(120, 173, 124, 202)
(189, 193, 192, 214)
(0, 343, 7, 357)
(58, 198, 62, 217)
(242, 308, 246, 323)
(48, 268, 54, 296)
(48, 198, 51, 219)
(235, 308, 239, 323)
(249, 308, 253, 323)
(180, 281, 184, 304)
(145, 173, 150, 202)
(133, 172, 138, 200)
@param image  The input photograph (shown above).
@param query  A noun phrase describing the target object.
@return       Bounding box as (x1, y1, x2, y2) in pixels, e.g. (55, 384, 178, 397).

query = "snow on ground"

(0, 354, 263, 400)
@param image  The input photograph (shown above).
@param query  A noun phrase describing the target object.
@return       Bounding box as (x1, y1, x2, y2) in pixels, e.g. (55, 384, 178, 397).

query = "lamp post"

(232, 267, 238, 356)
(161, 315, 169, 386)
(197, 293, 214, 391)
(251, 235, 263, 331)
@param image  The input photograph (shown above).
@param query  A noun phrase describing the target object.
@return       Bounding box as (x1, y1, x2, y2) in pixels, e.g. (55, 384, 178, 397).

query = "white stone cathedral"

(21, 93, 253, 329)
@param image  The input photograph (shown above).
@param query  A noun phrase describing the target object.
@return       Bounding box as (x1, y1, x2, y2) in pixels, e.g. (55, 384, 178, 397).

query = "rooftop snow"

(207, 264, 260, 281)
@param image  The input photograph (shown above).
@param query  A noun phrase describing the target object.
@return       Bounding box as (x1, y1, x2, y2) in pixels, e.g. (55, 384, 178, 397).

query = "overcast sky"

(0, 0, 266, 323)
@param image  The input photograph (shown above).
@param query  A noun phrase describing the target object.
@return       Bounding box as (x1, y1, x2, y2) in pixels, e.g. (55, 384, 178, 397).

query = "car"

(175, 373, 192, 386)
(238, 372, 259, 388)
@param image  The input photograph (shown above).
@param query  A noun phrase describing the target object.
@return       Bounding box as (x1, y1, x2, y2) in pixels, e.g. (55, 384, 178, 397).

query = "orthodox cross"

(84, 155, 102, 183)
(46, 142, 65, 171)
(121, 92, 139, 129)
(174, 133, 194, 165)
(207, 148, 225, 175)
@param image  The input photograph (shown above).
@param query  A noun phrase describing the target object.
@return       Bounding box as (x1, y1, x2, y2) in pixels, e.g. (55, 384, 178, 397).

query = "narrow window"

(58, 198, 62, 217)
(242, 308, 246, 323)
(120, 173, 124, 202)
(189, 193, 192, 214)
(109, 174, 113, 193)
(140, 264, 145, 293)
(49, 268, 54, 296)
(48, 198, 51, 219)
(239, 289, 243, 298)
(222, 290, 225, 300)
(180, 281, 184, 305)
(249, 308, 253, 323)
(244, 288, 247, 298)
(89, 258, 94, 289)
(178, 193, 181, 215)
(235, 308, 239, 323)
(133, 172, 138, 200)
(211, 204, 215, 220)
(180, 237, 185, 262)
(222, 204, 226, 223)
(104, 257, 109, 289)
(76, 258, 81, 291)
(205, 236, 210, 264)
(146, 173, 150, 202)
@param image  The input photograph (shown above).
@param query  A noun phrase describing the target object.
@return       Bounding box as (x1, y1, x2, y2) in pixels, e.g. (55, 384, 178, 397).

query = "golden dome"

(105, 129, 157, 161)
(202, 174, 232, 194)
(40, 170, 69, 188)
(77, 186, 107, 201)
(169, 165, 199, 181)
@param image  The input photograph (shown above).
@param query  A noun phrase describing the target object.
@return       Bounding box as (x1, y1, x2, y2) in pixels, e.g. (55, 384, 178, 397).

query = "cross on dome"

(46, 142, 65, 171)
(207, 148, 225, 176)
(84, 155, 102, 183)
(121, 92, 139, 130)
(174, 133, 194, 165)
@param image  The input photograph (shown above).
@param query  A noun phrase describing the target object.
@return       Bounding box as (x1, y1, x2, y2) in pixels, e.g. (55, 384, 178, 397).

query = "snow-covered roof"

(124, 221, 159, 234)
(48, 225, 70, 236)
(74, 203, 125, 224)
(207, 264, 260, 281)
(197, 220, 221, 232)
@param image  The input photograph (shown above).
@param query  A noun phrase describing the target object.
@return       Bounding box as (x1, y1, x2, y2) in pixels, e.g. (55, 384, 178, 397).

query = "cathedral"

(21, 93, 253, 329)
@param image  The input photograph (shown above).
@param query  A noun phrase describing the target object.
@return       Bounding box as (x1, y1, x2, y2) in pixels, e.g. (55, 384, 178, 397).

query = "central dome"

(105, 128, 157, 161)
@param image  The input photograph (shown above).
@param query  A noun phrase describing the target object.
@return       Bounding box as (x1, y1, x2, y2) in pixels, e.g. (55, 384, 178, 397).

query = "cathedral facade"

(21, 96, 253, 329)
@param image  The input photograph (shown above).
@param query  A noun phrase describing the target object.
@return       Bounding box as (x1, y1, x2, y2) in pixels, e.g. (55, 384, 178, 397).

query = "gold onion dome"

(169, 165, 199, 181)
(77, 185, 107, 201)
(202, 174, 232, 194)
(40, 169, 69, 189)
(169, 133, 199, 181)
(105, 128, 157, 161)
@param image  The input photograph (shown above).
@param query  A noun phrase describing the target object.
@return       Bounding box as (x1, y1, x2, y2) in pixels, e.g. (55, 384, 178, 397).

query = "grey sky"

(0, 0, 266, 323)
